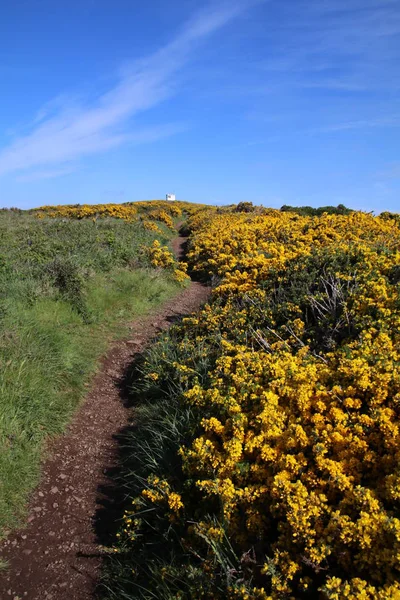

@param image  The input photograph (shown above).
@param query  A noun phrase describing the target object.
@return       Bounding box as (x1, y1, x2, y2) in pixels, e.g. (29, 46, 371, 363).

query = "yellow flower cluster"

(142, 219, 162, 233)
(147, 240, 190, 285)
(34, 199, 207, 222)
(120, 476, 184, 542)
(141, 476, 184, 513)
(34, 202, 139, 221)
(147, 208, 175, 229)
(174, 266, 190, 284)
(187, 210, 400, 295)
(148, 240, 176, 268)
(129, 208, 400, 598)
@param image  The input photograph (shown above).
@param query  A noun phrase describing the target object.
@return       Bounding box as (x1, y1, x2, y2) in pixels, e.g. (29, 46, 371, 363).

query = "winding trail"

(0, 235, 210, 600)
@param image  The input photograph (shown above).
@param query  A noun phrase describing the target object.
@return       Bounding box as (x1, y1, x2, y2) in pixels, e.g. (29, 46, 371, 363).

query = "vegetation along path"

(0, 235, 210, 600)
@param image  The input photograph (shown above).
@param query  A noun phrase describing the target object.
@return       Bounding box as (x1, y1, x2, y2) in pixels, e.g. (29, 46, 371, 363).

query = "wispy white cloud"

(16, 165, 78, 182)
(315, 115, 400, 133)
(236, 113, 400, 149)
(13, 122, 186, 182)
(0, 1, 257, 179)
(299, 79, 368, 92)
(248, 0, 400, 101)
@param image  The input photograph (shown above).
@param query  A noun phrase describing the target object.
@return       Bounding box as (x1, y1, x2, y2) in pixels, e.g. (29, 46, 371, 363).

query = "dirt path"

(0, 236, 210, 600)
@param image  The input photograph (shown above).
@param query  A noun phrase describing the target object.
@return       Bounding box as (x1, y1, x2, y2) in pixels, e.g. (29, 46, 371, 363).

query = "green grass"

(0, 558, 9, 571)
(0, 209, 180, 534)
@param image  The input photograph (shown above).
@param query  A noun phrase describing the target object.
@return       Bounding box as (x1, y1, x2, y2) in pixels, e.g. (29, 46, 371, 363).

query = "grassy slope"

(0, 210, 179, 533)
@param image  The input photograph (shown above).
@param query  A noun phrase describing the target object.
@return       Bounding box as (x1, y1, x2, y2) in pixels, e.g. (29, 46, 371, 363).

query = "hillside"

(0, 200, 204, 535)
(101, 206, 400, 600)
(0, 202, 399, 600)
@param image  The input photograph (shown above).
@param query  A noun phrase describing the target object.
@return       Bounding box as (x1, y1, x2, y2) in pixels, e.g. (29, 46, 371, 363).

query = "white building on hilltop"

(166, 193, 176, 201)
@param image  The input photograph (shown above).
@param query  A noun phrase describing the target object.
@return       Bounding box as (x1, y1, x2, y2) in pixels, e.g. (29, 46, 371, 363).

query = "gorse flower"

(146, 240, 190, 286)
(113, 206, 400, 599)
(33, 200, 204, 223)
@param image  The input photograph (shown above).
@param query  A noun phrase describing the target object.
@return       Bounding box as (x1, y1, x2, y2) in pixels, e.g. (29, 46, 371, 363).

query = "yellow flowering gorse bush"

(34, 199, 207, 222)
(147, 240, 190, 285)
(114, 206, 400, 600)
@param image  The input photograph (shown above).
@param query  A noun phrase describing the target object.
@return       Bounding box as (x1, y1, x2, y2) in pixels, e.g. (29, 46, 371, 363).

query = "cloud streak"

(252, 0, 400, 97)
(0, 1, 255, 179)
(315, 116, 400, 133)
(16, 166, 78, 182)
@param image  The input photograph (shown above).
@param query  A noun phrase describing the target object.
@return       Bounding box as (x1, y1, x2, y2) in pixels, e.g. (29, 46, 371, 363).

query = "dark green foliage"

(0, 212, 170, 277)
(46, 258, 88, 318)
(380, 211, 400, 224)
(280, 203, 353, 216)
(235, 201, 255, 213)
(100, 328, 229, 600)
(258, 248, 362, 351)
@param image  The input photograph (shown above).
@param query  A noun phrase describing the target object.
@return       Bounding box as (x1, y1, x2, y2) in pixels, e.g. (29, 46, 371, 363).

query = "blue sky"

(1, 0, 399, 212)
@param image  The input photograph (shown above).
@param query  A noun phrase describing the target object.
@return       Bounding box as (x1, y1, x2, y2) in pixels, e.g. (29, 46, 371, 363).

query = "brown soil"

(171, 231, 188, 261)
(0, 236, 210, 600)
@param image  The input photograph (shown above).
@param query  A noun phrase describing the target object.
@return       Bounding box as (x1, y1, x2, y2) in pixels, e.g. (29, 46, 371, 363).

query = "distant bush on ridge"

(280, 202, 352, 216)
